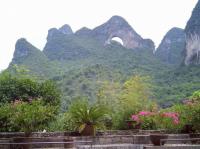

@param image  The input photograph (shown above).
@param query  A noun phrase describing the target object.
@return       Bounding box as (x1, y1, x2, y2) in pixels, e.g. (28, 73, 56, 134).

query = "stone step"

(77, 144, 200, 149)
(77, 144, 143, 149)
(144, 144, 200, 149)
(74, 134, 191, 145)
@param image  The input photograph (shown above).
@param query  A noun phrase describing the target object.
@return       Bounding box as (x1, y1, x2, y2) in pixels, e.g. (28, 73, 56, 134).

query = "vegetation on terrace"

(0, 69, 199, 135)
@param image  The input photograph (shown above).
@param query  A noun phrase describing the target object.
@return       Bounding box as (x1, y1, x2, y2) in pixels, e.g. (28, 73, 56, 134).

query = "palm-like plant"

(69, 98, 109, 136)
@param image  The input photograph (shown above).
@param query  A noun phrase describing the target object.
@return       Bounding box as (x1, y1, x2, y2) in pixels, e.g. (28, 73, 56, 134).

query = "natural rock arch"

(106, 36, 124, 45)
(91, 16, 154, 50)
(105, 31, 139, 48)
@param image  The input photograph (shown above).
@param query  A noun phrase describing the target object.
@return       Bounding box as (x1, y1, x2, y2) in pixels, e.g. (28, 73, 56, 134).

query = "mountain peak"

(107, 15, 129, 25)
(59, 24, 73, 35)
(155, 27, 185, 64)
(110, 15, 125, 20)
(47, 25, 73, 41)
(47, 28, 61, 41)
(75, 27, 92, 36)
(184, 0, 200, 65)
(169, 27, 183, 32)
(12, 38, 39, 63)
(91, 15, 154, 50)
(16, 38, 27, 43)
(163, 27, 185, 40)
(15, 38, 33, 53)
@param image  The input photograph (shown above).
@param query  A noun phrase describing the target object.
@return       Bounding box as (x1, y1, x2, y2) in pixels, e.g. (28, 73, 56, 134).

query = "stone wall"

(77, 144, 143, 149)
(0, 130, 140, 138)
(0, 131, 199, 149)
(73, 135, 150, 145)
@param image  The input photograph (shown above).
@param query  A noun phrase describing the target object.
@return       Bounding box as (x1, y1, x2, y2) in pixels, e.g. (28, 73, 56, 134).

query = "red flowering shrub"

(160, 112, 179, 125)
(131, 111, 180, 131)
(131, 111, 156, 130)
(157, 112, 180, 132)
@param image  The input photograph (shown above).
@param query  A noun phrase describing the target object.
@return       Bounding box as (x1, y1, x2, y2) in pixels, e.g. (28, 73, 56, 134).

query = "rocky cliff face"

(185, 0, 200, 65)
(43, 16, 155, 61)
(59, 24, 73, 35)
(46, 24, 73, 42)
(75, 27, 92, 36)
(12, 38, 40, 63)
(155, 28, 185, 65)
(43, 24, 91, 61)
(91, 16, 155, 50)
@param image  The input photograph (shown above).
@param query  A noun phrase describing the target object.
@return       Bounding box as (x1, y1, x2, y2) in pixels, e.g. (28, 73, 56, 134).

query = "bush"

(131, 111, 157, 130)
(0, 100, 57, 134)
(189, 104, 200, 132)
(38, 80, 60, 106)
(10, 100, 57, 135)
(0, 104, 14, 132)
(159, 95, 200, 133)
(131, 111, 180, 131)
(156, 112, 180, 132)
(186, 90, 200, 132)
(191, 90, 200, 102)
(47, 113, 75, 132)
(0, 71, 60, 106)
(97, 76, 156, 130)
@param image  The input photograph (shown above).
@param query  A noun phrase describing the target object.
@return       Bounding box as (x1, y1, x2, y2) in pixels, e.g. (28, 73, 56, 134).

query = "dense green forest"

(0, 69, 200, 133)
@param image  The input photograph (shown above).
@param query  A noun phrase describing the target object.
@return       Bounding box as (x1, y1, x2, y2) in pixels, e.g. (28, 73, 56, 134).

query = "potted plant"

(182, 124, 194, 133)
(68, 98, 109, 136)
(150, 133, 168, 146)
(125, 120, 140, 129)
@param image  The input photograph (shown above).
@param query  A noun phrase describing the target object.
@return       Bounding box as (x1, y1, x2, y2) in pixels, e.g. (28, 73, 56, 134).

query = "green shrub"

(156, 112, 180, 132)
(10, 100, 57, 136)
(0, 104, 14, 132)
(160, 97, 200, 133)
(97, 76, 157, 130)
(191, 90, 200, 101)
(189, 104, 200, 132)
(0, 71, 60, 106)
(47, 112, 75, 131)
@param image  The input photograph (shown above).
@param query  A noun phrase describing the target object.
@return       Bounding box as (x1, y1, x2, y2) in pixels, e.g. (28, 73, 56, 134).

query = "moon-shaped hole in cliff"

(111, 37, 124, 45)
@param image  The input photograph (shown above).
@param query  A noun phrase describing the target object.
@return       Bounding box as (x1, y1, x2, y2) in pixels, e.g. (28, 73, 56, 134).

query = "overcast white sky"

(0, 0, 198, 70)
